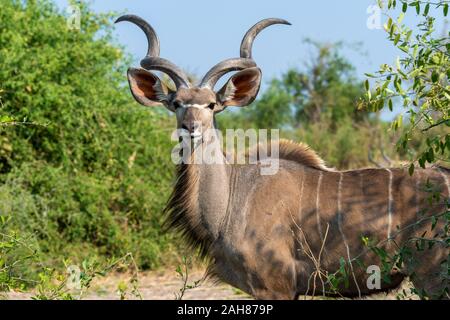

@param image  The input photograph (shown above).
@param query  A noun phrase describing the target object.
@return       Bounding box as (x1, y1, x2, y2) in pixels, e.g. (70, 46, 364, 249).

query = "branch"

(421, 119, 450, 132)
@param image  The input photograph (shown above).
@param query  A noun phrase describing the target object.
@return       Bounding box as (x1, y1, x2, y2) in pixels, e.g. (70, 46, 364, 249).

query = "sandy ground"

(83, 270, 252, 300)
(3, 269, 417, 300)
(4, 269, 251, 300)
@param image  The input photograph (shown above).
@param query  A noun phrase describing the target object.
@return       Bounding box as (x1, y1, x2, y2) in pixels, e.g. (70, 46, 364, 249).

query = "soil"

(4, 269, 417, 300)
(4, 269, 250, 300)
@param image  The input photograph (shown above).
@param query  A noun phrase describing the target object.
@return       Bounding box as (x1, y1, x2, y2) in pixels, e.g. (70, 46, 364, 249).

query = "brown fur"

(165, 139, 330, 257)
(163, 140, 449, 299)
(174, 87, 217, 105)
(246, 139, 330, 171)
(125, 49, 448, 299)
(163, 163, 212, 258)
(277, 139, 330, 171)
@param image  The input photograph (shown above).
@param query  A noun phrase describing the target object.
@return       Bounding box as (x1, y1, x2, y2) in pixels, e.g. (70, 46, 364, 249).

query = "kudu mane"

(163, 163, 210, 258)
(271, 139, 330, 171)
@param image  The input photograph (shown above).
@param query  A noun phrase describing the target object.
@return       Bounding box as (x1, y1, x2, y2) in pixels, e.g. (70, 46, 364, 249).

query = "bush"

(0, 0, 177, 272)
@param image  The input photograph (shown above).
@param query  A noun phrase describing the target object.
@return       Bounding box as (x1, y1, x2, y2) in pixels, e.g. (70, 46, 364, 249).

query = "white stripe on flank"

(438, 168, 450, 197)
(386, 169, 393, 240)
(337, 173, 361, 297)
(316, 172, 323, 240)
(359, 171, 364, 194)
(337, 173, 344, 227)
(299, 169, 305, 220)
(415, 171, 421, 232)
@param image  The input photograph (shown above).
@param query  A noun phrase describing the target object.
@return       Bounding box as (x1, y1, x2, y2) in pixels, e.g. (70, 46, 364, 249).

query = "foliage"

(363, 0, 450, 170)
(0, 0, 178, 278)
(0, 216, 35, 295)
(362, 0, 450, 299)
(174, 256, 202, 300)
(1, 214, 142, 300)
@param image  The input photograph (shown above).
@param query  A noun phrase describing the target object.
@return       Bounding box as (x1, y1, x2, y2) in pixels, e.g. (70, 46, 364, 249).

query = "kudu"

(116, 15, 450, 299)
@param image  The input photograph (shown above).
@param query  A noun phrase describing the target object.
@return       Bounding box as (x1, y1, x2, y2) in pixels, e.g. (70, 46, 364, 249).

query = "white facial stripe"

(182, 103, 209, 109)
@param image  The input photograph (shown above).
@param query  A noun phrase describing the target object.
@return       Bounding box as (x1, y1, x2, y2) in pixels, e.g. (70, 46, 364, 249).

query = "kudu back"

(116, 15, 449, 299)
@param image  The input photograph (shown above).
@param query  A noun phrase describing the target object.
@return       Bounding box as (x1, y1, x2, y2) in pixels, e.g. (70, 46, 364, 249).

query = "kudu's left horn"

(200, 18, 291, 89)
(115, 14, 191, 88)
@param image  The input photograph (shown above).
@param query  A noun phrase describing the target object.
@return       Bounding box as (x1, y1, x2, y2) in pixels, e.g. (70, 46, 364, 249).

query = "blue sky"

(54, 0, 446, 119)
(55, 0, 402, 80)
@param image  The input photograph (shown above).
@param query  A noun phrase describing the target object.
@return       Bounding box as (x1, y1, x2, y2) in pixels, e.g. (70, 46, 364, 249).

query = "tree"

(0, 0, 177, 271)
(282, 40, 370, 127)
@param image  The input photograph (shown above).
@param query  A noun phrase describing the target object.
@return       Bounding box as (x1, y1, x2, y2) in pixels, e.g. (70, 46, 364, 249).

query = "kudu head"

(116, 15, 290, 139)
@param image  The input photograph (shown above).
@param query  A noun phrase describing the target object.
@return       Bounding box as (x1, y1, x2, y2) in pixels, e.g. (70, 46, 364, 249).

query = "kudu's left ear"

(217, 67, 262, 107)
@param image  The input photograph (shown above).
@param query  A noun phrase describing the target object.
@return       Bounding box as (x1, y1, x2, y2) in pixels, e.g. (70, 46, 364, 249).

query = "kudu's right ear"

(127, 68, 172, 107)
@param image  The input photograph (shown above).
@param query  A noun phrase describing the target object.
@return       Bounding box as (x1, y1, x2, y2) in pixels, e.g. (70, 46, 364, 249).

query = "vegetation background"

(0, 0, 448, 298)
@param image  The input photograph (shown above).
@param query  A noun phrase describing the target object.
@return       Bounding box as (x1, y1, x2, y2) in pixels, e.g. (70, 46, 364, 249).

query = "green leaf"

(419, 157, 426, 168)
(397, 115, 403, 128)
(426, 148, 435, 163)
(445, 4, 449, 16)
(409, 163, 414, 176)
(405, 30, 413, 42)
(395, 56, 401, 70)
(402, 2, 407, 12)
(175, 265, 182, 275)
(398, 45, 409, 53)
(365, 79, 370, 91)
(431, 216, 437, 230)
(362, 236, 370, 246)
(431, 71, 439, 83)
(386, 17, 393, 30)
(394, 33, 401, 45)
(412, 44, 419, 58)
(424, 3, 430, 16)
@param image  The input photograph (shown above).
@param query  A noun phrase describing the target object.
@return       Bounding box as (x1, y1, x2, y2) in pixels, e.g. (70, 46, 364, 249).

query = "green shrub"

(0, 0, 177, 271)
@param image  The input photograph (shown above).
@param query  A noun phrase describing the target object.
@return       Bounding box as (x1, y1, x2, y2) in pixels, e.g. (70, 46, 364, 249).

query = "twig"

(421, 119, 450, 132)
(288, 207, 335, 299)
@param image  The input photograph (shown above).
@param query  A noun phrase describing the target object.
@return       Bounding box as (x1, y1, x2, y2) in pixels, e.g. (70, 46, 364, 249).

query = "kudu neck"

(188, 125, 231, 240)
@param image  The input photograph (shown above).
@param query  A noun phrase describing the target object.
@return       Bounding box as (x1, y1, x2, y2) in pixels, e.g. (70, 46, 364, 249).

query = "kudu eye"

(173, 101, 182, 110)
(207, 103, 215, 110)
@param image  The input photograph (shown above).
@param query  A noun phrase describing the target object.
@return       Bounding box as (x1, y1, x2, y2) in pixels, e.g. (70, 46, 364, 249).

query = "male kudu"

(116, 15, 449, 299)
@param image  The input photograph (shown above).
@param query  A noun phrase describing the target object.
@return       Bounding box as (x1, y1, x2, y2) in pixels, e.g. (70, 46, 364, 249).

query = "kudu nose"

(182, 121, 201, 134)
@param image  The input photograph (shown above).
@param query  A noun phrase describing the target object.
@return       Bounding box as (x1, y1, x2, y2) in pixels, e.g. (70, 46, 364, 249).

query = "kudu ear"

(217, 67, 262, 108)
(127, 68, 172, 107)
